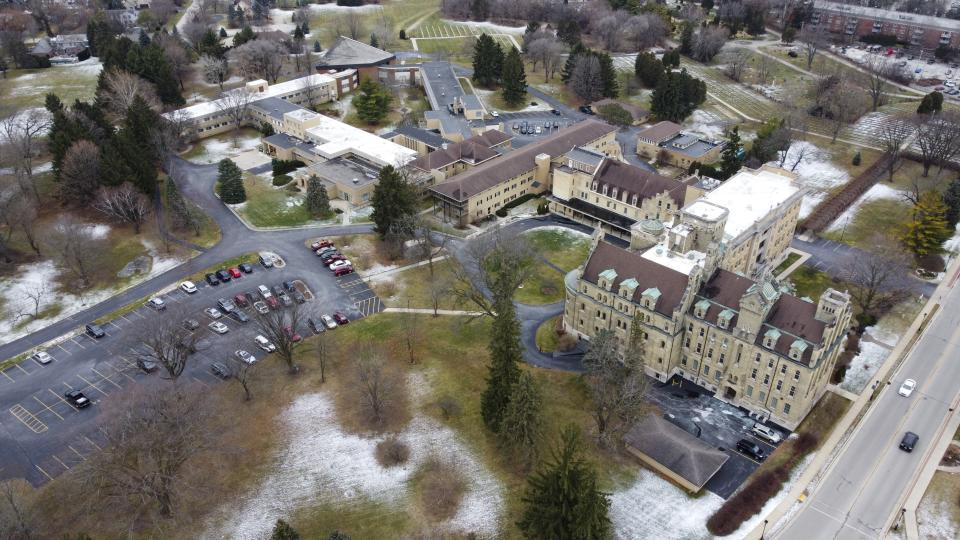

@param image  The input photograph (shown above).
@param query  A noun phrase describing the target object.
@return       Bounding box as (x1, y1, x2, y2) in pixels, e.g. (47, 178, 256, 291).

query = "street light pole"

(761, 519, 769, 539)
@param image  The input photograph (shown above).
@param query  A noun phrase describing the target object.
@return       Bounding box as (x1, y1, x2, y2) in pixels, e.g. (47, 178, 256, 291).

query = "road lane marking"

(9, 405, 47, 433)
(35, 465, 54, 481)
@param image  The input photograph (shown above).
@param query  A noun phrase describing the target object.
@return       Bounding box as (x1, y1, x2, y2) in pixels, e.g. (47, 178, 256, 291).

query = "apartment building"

(428, 120, 620, 226)
(563, 239, 851, 429)
(811, 1, 960, 49)
(636, 121, 725, 169)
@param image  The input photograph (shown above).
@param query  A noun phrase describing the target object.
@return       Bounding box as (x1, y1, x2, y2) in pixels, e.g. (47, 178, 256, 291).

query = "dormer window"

(602, 185, 608, 196)
(632, 194, 639, 206)
(642, 287, 661, 310)
(717, 309, 735, 330)
(694, 299, 710, 319)
(789, 339, 809, 360)
(591, 181, 598, 191)
(598, 268, 617, 291)
(620, 278, 639, 299)
(611, 188, 618, 199)
(763, 328, 781, 349)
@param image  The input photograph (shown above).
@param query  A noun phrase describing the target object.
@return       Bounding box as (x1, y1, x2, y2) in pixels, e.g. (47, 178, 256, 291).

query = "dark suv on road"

(85, 324, 105, 338)
(899, 431, 919, 452)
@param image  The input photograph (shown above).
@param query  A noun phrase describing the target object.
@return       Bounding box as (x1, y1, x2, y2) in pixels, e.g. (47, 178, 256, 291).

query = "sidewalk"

(383, 307, 485, 316)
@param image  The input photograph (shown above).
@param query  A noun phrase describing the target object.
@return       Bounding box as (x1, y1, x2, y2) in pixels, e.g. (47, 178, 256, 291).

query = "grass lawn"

(160, 176, 221, 248)
(371, 258, 474, 311)
(516, 261, 565, 305)
(236, 174, 317, 228)
(917, 471, 960, 539)
(822, 198, 913, 250)
(180, 127, 262, 163)
(764, 391, 850, 472)
(0, 62, 101, 110)
(775, 252, 802, 276)
(788, 265, 840, 301)
(535, 315, 563, 353)
(526, 228, 591, 273)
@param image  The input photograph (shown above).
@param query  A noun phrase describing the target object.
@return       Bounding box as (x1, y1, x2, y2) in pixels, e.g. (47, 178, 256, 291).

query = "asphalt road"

(774, 275, 960, 539)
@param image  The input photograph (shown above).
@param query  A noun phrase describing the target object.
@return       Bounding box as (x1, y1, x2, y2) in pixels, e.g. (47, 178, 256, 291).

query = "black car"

(65, 390, 91, 409)
(228, 310, 250, 323)
(271, 285, 284, 297)
(736, 439, 766, 461)
(85, 324, 105, 338)
(308, 317, 325, 334)
(217, 298, 236, 313)
(550, 109, 561, 115)
(238, 263, 254, 274)
(291, 289, 306, 304)
(183, 318, 200, 331)
(579, 105, 594, 115)
(216, 269, 232, 282)
(899, 431, 919, 452)
(205, 273, 219, 286)
(283, 280, 296, 291)
(245, 291, 258, 305)
(210, 362, 230, 379)
(137, 358, 159, 373)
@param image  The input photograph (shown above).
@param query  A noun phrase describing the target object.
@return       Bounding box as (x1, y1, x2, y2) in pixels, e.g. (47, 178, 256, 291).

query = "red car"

(333, 265, 354, 277)
(233, 293, 249, 307)
(283, 326, 302, 342)
(311, 239, 334, 250)
(228, 267, 242, 279)
(333, 312, 349, 325)
(265, 296, 280, 310)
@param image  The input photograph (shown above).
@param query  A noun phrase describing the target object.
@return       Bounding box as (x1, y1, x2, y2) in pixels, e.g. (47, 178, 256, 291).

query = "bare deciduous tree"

(49, 217, 105, 287)
(692, 26, 729, 62)
(824, 79, 868, 143)
(331, 11, 364, 40)
(842, 233, 913, 318)
(0, 109, 51, 200)
(100, 69, 161, 119)
(756, 54, 772, 85)
(0, 479, 37, 540)
(399, 305, 420, 364)
(582, 328, 649, 448)
(863, 56, 892, 111)
(526, 37, 565, 82)
(354, 350, 397, 426)
(199, 54, 230, 91)
(83, 384, 213, 519)
(799, 24, 828, 70)
(229, 38, 286, 83)
(591, 14, 622, 52)
(914, 112, 960, 179)
(8, 193, 40, 255)
(878, 114, 914, 181)
(13, 281, 46, 322)
(314, 329, 332, 383)
(215, 86, 256, 134)
(136, 306, 200, 380)
(254, 303, 304, 374)
(93, 183, 151, 234)
(725, 49, 752, 82)
(228, 357, 256, 400)
(156, 33, 191, 91)
(448, 226, 536, 317)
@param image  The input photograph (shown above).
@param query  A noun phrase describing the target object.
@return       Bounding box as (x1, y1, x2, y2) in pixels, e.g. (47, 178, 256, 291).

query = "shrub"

(399, 29, 407, 39)
(536, 202, 550, 215)
(272, 174, 292, 187)
(707, 465, 791, 535)
(375, 437, 410, 467)
(852, 151, 861, 166)
(377, 280, 397, 298)
(557, 333, 578, 352)
(917, 253, 946, 272)
(855, 312, 878, 330)
(596, 103, 633, 126)
(418, 457, 467, 521)
(437, 395, 462, 419)
(495, 208, 508, 217)
(272, 158, 305, 176)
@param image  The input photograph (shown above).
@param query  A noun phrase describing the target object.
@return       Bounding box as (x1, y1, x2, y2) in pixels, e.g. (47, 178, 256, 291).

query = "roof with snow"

(317, 36, 395, 69)
(624, 415, 729, 492)
(691, 166, 801, 243)
(304, 112, 417, 167)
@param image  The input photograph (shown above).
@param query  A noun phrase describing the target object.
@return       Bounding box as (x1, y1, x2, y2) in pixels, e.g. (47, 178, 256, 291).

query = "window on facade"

(776, 380, 783, 391)
(703, 366, 710, 375)
(784, 403, 791, 414)
(771, 397, 778, 408)
(763, 374, 770, 385)
(755, 353, 761, 363)
(681, 356, 687, 366)
(768, 359, 774, 368)
(794, 370, 801, 381)
(746, 385, 754, 397)
(707, 349, 713, 359)
(780, 365, 787, 375)
(714, 371, 721, 381)
(659, 341, 665, 348)
(789, 386, 796, 397)
(751, 368, 758, 379)
(699, 328, 705, 337)
(685, 337, 691, 348)
(696, 343, 702, 353)
(719, 353, 725, 364)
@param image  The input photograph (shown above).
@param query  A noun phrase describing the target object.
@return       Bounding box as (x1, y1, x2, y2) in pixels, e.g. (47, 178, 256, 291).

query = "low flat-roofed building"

(410, 129, 512, 184)
(624, 415, 729, 493)
(382, 125, 448, 155)
(316, 36, 395, 79)
(296, 155, 383, 206)
(637, 121, 725, 168)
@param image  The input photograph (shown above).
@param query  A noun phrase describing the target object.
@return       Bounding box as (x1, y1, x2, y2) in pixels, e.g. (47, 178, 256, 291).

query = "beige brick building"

(564, 240, 852, 429)
(636, 121, 724, 169)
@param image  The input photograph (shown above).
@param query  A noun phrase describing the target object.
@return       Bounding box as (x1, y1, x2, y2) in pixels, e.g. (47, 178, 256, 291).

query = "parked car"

(333, 265, 354, 277)
(553, 121, 559, 128)
(65, 390, 91, 409)
(283, 281, 296, 292)
(333, 312, 349, 325)
(321, 253, 346, 264)
(254, 335, 276, 352)
(253, 301, 270, 314)
(259, 252, 275, 268)
(271, 285, 284, 297)
(205, 273, 219, 286)
(210, 362, 230, 379)
(146, 297, 167, 311)
(258, 284, 272, 299)
(899, 431, 919, 452)
(898, 378, 917, 397)
(278, 292, 293, 307)
(329, 259, 352, 271)
(183, 318, 200, 331)
(216, 269, 232, 282)
(234, 349, 256, 365)
(308, 317, 325, 334)
(283, 326, 302, 342)
(234, 293, 250, 308)
(490, 110, 499, 118)
(551, 109, 561, 115)
(239, 263, 254, 274)
(316, 246, 337, 256)
(244, 291, 257, 305)
(534, 126, 542, 134)
(31, 351, 53, 365)
(180, 281, 198, 294)
(85, 324, 105, 338)
(217, 298, 236, 313)
(228, 267, 242, 279)
(321, 314, 337, 329)
(137, 358, 159, 373)
(751, 424, 782, 444)
(311, 239, 334, 250)
(512, 123, 519, 130)
(208, 321, 229, 334)
(204, 307, 222, 319)
(266, 296, 281, 310)
(736, 439, 766, 461)
(579, 105, 594, 115)
(228, 310, 249, 323)
(291, 289, 306, 304)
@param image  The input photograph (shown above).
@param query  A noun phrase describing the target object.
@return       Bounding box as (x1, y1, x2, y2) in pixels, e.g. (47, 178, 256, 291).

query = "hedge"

(272, 158, 304, 177)
(272, 174, 293, 187)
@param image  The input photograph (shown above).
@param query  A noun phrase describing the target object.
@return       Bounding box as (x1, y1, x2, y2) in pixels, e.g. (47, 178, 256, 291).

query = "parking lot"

(0, 246, 384, 486)
(500, 110, 583, 143)
(646, 376, 785, 499)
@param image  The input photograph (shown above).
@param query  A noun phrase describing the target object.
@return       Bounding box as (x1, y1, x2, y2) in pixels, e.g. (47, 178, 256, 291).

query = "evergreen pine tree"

(679, 22, 694, 55)
(492, 42, 504, 83)
(119, 96, 162, 194)
(498, 371, 543, 467)
(662, 49, 680, 68)
(370, 32, 379, 48)
(561, 42, 586, 83)
(233, 26, 256, 47)
(942, 179, 960, 227)
(634, 51, 663, 88)
(293, 25, 305, 41)
(399, 29, 407, 40)
(472, 34, 500, 88)
(480, 277, 522, 432)
(216, 158, 246, 204)
(301, 21, 310, 34)
(219, 27, 228, 38)
(353, 78, 392, 124)
(305, 174, 331, 217)
(501, 47, 527, 106)
(719, 126, 744, 179)
(917, 91, 944, 114)
(597, 52, 618, 98)
(99, 139, 136, 188)
(370, 165, 417, 239)
(166, 175, 201, 234)
(270, 519, 300, 540)
(902, 191, 951, 256)
(314, 39, 322, 52)
(517, 426, 611, 539)
(650, 71, 681, 122)
(557, 16, 580, 46)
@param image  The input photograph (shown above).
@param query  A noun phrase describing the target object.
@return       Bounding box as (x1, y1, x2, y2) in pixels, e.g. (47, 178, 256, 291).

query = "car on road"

(321, 314, 337, 329)
(228, 310, 250, 323)
(216, 269, 232, 282)
(180, 281, 198, 294)
(751, 424, 782, 444)
(253, 301, 270, 314)
(204, 307, 222, 319)
(137, 358, 158, 373)
(228, 267, 242, 279)
(308, 318, 325, 334)
(311, 239, 334, 250)
(258, 284, 272, 299)
(898, 378, 917, 397)
(147, 297, 167, 311)
(736, 439, 766, 461)
(85, 324, 105, 338)
(551, 109, 561, 115)
(234, 349, 256, 365)
(217, 298, 236, 313)
(265, 296, 281, 310)
(211, 362, 230, 379)
(333, 265, 354, 277)
(205, 273, 219, 286)
(31, 351, 53, 365)
(209, 321, 229, 334)
(333, 312, 349, 325)
(65, 390, 91, 409)
(254, 335, 276, 352)
(239, 263, 254, 274)
(234, 293, 249, 308)
(183, 318, 200, 331)
(491, 110, 499, 118)
(283, 326, 303, 342)
(291, 289, 306, 304)
(579, 105, 594, 115)
(899, 431, 919, 452)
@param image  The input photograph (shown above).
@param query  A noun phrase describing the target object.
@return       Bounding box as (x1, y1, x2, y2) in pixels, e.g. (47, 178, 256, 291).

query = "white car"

(180, 281, 198, 294)
(254, 335, 276, 353)
(321, 314, 338, 329)
(491, 110, 499, 118)
(31, 350, 53, 365)
(751, 424, 782, 444)
(328, 259, 352, 271)
(258, 284, 272, 299)
(234, 349, 256, 364)
(945, 81, 957, 88)
(898, 378, 917, 397)
(208, 321, 229, 334)
(204, 308, 222, 319)
(146, 297, 166, 311)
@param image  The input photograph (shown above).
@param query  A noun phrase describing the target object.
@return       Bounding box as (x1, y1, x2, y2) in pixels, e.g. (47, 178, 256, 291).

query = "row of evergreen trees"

(635, 51, 707, 123)
(472, 34, 528, 106)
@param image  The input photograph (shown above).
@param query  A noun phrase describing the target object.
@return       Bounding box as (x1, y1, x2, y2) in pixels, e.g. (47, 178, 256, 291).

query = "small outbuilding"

(623, 415, 729, 493)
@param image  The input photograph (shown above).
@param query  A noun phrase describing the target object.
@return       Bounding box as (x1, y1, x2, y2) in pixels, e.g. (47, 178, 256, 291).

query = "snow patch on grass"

(523, 225, 591, 240)
(683, 109, 729, 140)
(205, 391, 504, 539)
(448, 19, 526, 34)
(773, 142, 851, 219)
(839, 340, 890, 394)
(917, 482, 960, 540)
(307, 3, 383, 13)
(187, 134, 262, 164)
(826, 183, 904, 233)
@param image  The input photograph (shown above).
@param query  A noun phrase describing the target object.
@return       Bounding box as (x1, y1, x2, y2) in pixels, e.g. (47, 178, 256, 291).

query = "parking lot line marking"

(52, 455, 70, 471)
(9, 405, 47, 433)
(33, 396, 64, 420)
(84, 435, 102, 451)
(77, 374, 109, 396)
(68, 445, 85, 460)
(47, 389, 73, 408)
(14, 363, 29, 374)
(35, 464, 54, 481)
(0, 370, 13, 382)
(55, 343, 71, 355)
(71, 338, 86, 349)
(62, 380, 73, 390)
(91, 368, 123, 388)
(191, 376, 209, 388)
